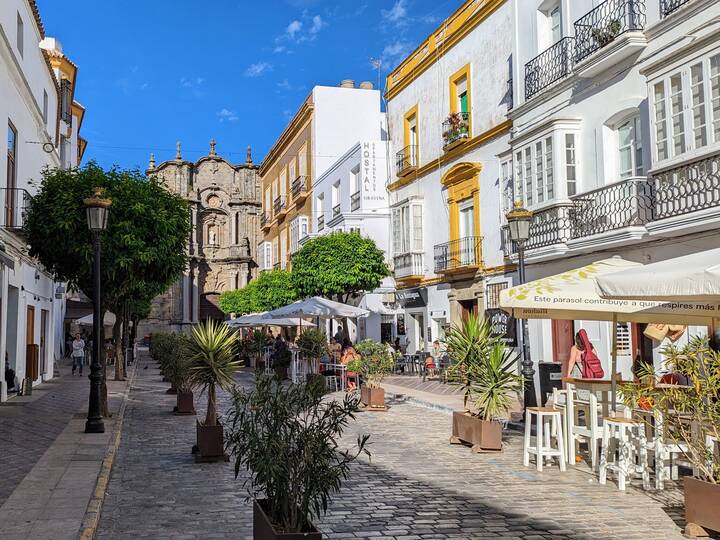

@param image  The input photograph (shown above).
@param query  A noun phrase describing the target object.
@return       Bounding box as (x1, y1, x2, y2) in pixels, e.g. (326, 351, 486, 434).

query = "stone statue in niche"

(208, 224, 217, 245)
(241, 237, 250, 257)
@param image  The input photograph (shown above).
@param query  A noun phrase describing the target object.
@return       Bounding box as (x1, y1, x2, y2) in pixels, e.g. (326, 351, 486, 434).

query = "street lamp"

(505, 201, 536, 410)
(84, 188, 111, 433)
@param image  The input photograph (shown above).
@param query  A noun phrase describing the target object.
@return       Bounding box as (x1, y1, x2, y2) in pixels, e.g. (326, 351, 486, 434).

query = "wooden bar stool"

(523, 407, 566, 472)
(599, 416, 650, 491)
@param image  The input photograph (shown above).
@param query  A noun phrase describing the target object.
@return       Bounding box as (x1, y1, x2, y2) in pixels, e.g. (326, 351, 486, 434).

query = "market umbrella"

(76, 312, 116, 333)
(225, 313, 312, 328)
(267, 297, 369, 319)
(499, 256, 720, 411)
(595, 248, 720, 302)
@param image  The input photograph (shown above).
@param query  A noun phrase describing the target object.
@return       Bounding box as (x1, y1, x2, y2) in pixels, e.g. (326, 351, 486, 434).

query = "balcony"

(350, 191, 360, 212)
(260, 211, 269, 230)
(524, 37, 575, 100)
(317, 214, 325, 232)
(291, 176, 309, 205)
(393, 252, 424, 280)
(395, 145, 418, 176)
(573, 0, 646, 77)
(660, 0, 690, 17)
(434, 236, 482, 274)
(649, 152, 720, 235)
(442, 112, 470, 150)
(0, 187, 31, 233)
(273, 196, 287, 220)
(502, 203, 574, 257)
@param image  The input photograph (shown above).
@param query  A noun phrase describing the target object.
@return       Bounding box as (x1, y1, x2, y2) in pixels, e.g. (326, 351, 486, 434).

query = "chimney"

(359, 81, 374, 90)
(339, 79, 355, 89)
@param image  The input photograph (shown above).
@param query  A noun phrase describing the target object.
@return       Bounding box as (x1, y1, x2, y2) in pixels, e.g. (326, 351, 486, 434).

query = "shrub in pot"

(445, 314, 523, 452)
(226, 374, 370, 539)
(347, 340, 396, 410)
(187, 319, 241, 462)
(297, 329, 328, 386)
(621, 337, 720, 537)
(164, 334, 195, 415)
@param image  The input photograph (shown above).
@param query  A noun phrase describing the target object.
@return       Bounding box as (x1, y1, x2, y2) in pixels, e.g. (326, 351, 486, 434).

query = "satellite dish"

(42, 142, 55, 153)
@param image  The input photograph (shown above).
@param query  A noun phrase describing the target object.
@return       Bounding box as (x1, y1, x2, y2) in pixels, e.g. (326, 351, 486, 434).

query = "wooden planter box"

(194, 421, 228, 463)
(174, 391, 196, 415)
(450, 411, 503, 452)
(684, 476, 720, 536)
(360, 386, 386, 410)
(253, 499, 321, 539)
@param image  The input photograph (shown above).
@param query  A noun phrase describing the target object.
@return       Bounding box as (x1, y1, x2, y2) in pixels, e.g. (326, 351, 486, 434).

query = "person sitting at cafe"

(340, 340, 360, 390)
(425, 339, 441, 378)
(328, 337, 342, 362)
(565, 329, 604, 380)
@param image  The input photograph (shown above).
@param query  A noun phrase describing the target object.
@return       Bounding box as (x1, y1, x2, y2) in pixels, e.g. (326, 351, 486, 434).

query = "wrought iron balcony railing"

(525, 37, 575, 100)
(260, 211, 268, 227)
(570, 177, 654, 238)
(660, 0, 690, 18)
(317, 214, 325, 231)
(0, 187, 31, 231)
(273, 195, 286, 216)
(291, 176, 308, 199)
(434, 236, 482, 273)
(393, 252, 424, 279)
(653, 152, 720, 221)
(332, 204, 341, 218)
(502, 203, 574, 256)
(350, 191, 360, 212)
(574, 0, 646, 64)
(442, 112, 470, 148)
(395, 145, 418, 174)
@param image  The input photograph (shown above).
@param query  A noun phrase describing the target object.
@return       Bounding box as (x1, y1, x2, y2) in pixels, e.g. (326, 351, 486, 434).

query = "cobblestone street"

(96, 355, 687, 539)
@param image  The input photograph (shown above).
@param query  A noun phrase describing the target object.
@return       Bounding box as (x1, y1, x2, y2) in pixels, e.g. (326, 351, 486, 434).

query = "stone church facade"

(142, 140, 261, 333)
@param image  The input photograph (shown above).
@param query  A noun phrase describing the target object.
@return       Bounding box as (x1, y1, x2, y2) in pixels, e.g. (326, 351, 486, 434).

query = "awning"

(595, 248, 720, 302)
(225, 312, 312, 328)
(267, 296, 369, 319)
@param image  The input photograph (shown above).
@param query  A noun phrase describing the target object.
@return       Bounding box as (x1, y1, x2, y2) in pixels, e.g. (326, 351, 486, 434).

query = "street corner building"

(142, 141, 261, 334)
(0, 0, 86, 401)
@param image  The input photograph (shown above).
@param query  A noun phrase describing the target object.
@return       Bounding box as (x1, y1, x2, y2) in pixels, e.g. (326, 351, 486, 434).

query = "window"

(350, 165, 360, 194)
(711, 56, 720, 141)
(6, 121, 18, 227)
(264, 188, 271, 215)
(486, 282, 509, 310)
(690, 63, 707, 149)
(299, 144, 308, 176)
(279, 168, 287, 199)
(331, 181, 340, 207)
(59, 135, 67, 169)
(617, 116, 643, 178)
(42, 90, 48, 126)
(500, 158, 514, 219)
(392, 200, 423, 255)
(514, 152, 524, 204)
(272, 179, 278, 203)
(654, 82, 669, 161)
(403, 106, 419, 167)
(272, 237, 279, 266)
(456, 77, 468, 114)
(16, 12, 24, 58)
(60, 79, 72, 124)
(280, 231, 288, 269)
(550, 6, 562, 44)
(263, 242, 273, 270)
(516, 138, 553, 206)
(670, 74, 686, 156)
(616, 322, 631, 356)
(289, 159, 296, 183)
(565, 134, 577, 196)
(290, 215, 309, 253)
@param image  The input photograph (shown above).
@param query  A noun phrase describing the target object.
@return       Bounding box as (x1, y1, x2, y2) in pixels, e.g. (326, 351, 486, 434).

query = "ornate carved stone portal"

(141, 140, 260, 333)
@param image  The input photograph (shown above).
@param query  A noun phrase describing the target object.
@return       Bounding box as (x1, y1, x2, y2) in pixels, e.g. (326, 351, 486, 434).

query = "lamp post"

(84, 188, 111, 434)
(505, 201, 536, 410)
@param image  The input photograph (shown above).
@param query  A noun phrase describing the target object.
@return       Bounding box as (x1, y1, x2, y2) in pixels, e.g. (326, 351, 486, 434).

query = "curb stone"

(77, 357, 140, 540)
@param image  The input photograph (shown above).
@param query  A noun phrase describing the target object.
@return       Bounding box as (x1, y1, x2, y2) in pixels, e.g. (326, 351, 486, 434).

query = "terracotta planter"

(194, 421, 228, 463)
(360, 386, 386, 410)
(450, 411, 503, 452)
(684, 476, 720, 535)
(174, 391, 196, 415)
(253, 499, 321, 539)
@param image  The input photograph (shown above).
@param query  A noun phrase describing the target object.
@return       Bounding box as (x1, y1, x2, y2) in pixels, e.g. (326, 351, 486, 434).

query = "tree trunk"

(205, 383, 217, 426)
(121, 303, 130, 366)
(112, 314, 125, 381)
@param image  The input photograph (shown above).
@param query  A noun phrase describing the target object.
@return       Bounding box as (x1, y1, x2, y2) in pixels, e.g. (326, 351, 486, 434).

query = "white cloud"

(180, 76, 205, 88)
(286, 20, 303, 38)
(381, 41, 413, 68)
(275, 12, 327, 52)
(309, 15, 325, 35)
(276, 79, 306, 92)
(381, 0, 408, 26)
(244, 62, 273, 77)
(217, 108, 239, 122)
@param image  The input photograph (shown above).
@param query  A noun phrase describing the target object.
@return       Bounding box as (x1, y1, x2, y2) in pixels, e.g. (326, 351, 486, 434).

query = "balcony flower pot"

(450, 411, 502, 452)
(683, 477, 720, 536)
(360, 386, 386, 411)
(193, 421, 228, 463)
(253, 499, 321, 540)
(173, 391, 196, 416)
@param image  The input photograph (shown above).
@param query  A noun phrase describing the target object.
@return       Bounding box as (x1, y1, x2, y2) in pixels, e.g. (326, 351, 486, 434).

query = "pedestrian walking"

(71, 333, 85, 376)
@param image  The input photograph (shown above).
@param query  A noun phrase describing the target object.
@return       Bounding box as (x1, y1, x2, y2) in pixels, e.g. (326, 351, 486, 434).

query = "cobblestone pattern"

(98, 356, 686, 539)
(0, 361, 87, 507)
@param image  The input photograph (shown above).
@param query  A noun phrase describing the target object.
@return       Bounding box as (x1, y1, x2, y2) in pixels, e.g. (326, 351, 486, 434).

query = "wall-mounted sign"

(362, 142, 377, 194)
(486, 308, 517, 347)
(430, 310, 447, 320)
(397, 287, 427, 308)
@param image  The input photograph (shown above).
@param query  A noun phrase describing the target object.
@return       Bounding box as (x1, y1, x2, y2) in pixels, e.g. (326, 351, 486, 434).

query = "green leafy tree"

(25, 163, 190, 403)
(291, 231, 388, 303)
(219, 270, 298, 314)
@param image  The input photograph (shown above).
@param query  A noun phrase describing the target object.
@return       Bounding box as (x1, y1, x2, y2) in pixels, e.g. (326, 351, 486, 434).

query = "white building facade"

(0, 0, 86, 400)
(385, 0, 514, 354)
(507, 0, 720, 395)
(304, 137, 397, 343)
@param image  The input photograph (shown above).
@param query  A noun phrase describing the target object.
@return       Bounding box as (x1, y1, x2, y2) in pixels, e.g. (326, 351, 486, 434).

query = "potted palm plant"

(621, 337, 720, 537)
(445, 314, 523, 452)
(164, 334, 195, 415)
(347, 340, 396, 410)
(226, 374, 370, 539)
(297, 329, 328, 386)
(187, 319, 241, 463)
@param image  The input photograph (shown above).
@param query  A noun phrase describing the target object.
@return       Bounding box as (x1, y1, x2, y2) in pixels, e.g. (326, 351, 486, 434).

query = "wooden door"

(26, 305, 35, 346)
(40, 309, 48, 375)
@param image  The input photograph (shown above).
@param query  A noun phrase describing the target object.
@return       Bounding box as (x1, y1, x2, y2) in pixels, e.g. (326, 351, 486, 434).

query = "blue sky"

(36, 0, 457, 170)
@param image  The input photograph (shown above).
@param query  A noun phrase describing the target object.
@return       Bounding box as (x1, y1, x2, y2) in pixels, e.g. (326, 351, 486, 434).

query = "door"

(459, 299, 477, 321)
(458, 200, 475, 264)
(40, 309, 48, 376)
(550, 6, 562, 44)
(6, 121, 18, 227)
(26, 305, 36, 381)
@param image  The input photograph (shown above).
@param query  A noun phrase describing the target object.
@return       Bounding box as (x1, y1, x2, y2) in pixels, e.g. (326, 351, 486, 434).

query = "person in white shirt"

(71, 333, 85, 376)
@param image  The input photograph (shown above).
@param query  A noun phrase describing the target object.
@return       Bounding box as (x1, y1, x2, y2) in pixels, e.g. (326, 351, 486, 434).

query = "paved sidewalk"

(98, 358, 686, 539)
(0, 358, 132, 540)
